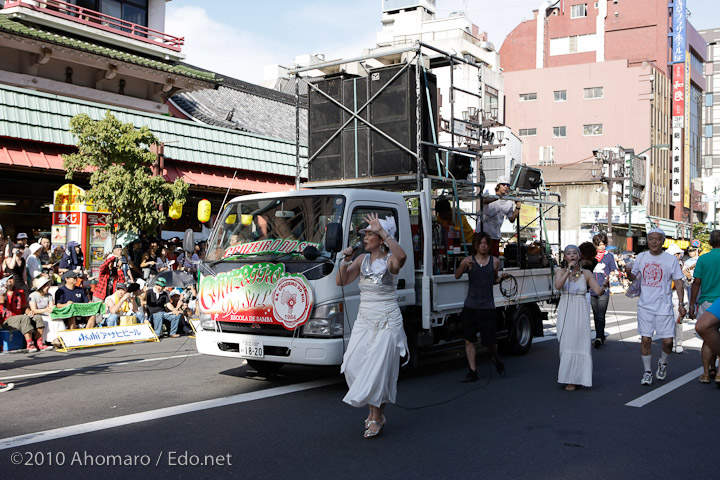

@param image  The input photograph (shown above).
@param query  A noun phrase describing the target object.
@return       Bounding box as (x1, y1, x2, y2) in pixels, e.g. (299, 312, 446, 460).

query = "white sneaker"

(641, 371, 653, 385)
(675, 345, 683, 354)
(0, 382, 14, 393)
(656, 362, 668, 381)
(672, 346, 676, 353)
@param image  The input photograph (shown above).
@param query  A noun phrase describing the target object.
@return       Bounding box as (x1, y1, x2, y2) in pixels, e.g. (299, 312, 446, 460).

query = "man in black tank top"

(455, 232, 509, 382)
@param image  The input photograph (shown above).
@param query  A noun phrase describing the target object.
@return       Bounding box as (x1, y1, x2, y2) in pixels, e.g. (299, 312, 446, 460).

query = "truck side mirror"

(325, 223, 343, 253)
(183, 228, 195, 254)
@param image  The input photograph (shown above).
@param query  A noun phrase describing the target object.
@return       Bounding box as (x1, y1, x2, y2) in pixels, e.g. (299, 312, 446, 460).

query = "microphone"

(351, 242, 362, 252)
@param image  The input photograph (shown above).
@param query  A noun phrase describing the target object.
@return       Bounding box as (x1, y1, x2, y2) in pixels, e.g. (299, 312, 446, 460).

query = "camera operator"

(91, 245, 127, 326)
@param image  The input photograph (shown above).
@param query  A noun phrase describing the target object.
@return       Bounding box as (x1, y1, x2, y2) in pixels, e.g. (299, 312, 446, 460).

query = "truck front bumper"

(195, 330, 345, 366)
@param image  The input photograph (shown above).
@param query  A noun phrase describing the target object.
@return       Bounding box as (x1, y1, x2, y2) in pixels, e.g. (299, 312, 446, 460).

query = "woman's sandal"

(363, 416, 385, 438)
(699, 374, 710, 384)
(565, 384, 576, 391)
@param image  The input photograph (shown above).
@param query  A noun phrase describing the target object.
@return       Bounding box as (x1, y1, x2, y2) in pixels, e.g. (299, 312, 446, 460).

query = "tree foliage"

(693, 222, 711, 253)
(63, 111, 188, 236)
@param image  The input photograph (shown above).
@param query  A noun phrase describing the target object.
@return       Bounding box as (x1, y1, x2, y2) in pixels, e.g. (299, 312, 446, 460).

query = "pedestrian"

(695, 297, 720, 368)
(479, 176, 522, 256)
(689, 230, 720, 384)
(143, 276, 181, 338)
(589, 233, 618, 348)
(336, 213, 407, 438)
(455, 231, 508, 382)
(664, 244, 686, 354)
(555, 245, 606, 391)
(627, 228, 685, 386)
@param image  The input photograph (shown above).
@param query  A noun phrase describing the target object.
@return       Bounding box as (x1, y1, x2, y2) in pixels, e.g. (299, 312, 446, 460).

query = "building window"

(519, 128, 537, 137)
(707, 124, 715, 138)
(583, 124, 603, 136)
(519, 92, 537, 102)
(583, 86, 604, 99)
(707, 93, 714, 107)
(68, 0, 148, 27)
(554, 90, 567, 102)
(553, 126, 567, 138)
(571, 3, 588, 18)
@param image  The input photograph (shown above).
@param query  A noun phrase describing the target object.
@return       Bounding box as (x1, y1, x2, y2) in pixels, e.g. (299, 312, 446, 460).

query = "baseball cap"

(62, 270, 78, 280)
(665, 244, 683, 255)
(170, 288, 183, 296)
(497, 175, 510, 185)
(17, 233, 28, 239)
(155, 277, 167, 287)
(115, 283, 128, 291)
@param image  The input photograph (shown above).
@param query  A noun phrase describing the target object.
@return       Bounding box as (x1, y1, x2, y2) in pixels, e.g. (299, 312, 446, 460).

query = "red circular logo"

(272, 277, 313, 330)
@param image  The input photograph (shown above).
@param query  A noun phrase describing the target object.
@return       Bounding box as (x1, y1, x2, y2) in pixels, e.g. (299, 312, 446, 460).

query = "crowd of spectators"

(0, 230, 205, 352)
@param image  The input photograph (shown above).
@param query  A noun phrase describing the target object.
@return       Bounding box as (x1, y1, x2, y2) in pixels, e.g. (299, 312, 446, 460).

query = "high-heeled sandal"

(363, 416, 385, 438)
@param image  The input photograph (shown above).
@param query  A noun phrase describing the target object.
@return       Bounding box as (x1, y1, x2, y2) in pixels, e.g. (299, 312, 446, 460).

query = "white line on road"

(0, 353, 202, 381)
(625, 367, 704, 408)
(0, 377, 341, 451)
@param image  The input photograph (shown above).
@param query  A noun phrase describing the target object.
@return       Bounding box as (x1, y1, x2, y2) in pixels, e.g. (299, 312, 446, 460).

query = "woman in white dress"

(554, 245, 606, 391)
(336, 213, 408, 438)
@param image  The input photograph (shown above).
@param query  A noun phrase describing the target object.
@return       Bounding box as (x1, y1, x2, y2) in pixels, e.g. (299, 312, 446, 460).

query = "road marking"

(0, 377, 341, 450)
(625, 367, 704, 408)
(0, 353, 202, 381)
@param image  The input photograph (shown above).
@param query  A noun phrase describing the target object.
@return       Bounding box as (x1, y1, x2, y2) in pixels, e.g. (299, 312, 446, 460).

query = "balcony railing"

(2, 0, 184, 52)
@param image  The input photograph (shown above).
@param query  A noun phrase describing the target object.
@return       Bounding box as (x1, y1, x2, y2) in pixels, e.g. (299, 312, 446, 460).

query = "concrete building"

(500, 0, 706, 247)
(699, 27, 720, 228)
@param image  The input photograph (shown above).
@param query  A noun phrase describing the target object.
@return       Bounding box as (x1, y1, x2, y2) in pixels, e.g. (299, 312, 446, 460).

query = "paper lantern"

(198, 199, 212, 223)
(168, 201, 183, 220)
(241, 214, 253, 226)
(225, 214, 237, 225)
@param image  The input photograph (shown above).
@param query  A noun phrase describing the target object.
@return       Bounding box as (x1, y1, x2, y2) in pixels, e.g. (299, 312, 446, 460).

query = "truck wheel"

(509, 306, 533, 355)
(247, 360, 283, 375)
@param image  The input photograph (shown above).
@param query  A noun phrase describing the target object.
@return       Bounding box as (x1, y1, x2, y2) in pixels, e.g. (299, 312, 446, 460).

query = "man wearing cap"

(627, 228, 685, 385)
(103, 283, 144, 327)
(55, 270, 89, 329)
(478, 176, 522, 257)
(26, 243, 44, 281)
(3, 241, 27, 294)
(16, 233, 30, 261)
(689, 230, 720, 383)
(143, 276, 180, 338)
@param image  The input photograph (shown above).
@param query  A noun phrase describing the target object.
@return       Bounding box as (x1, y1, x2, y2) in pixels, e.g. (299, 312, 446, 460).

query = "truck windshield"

(206, 195, 345, 262)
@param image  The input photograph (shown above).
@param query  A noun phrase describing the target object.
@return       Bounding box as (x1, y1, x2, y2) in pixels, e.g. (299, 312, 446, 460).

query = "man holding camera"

(103, 283, 144, 326)
(91, 245, 127, 319)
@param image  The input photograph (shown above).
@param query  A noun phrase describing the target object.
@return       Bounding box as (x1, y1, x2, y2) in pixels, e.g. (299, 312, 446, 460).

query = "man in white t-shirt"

(627, 228, 686, 385)
(477, 176, 521, 257)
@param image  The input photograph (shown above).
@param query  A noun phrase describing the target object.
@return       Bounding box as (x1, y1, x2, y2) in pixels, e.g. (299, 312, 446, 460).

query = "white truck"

(193, 177, 561, 374)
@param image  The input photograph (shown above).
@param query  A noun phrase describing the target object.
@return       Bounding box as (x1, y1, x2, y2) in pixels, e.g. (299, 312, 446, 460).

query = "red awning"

(163, 160, 294, 194)
(0, 138, 69, 170)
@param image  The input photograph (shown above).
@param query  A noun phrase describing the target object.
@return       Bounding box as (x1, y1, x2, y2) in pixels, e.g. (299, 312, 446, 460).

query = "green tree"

(693, 222, 711, 252)
(63, 111, 188, 237)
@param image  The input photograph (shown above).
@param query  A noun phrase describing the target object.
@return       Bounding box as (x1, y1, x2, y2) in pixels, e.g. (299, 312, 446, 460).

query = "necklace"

(569, 267, 582, 282)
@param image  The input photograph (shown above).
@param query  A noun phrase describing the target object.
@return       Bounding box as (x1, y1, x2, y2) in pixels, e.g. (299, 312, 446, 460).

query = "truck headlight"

(198, 312, 216, 331)
(302, 302, 344, 337)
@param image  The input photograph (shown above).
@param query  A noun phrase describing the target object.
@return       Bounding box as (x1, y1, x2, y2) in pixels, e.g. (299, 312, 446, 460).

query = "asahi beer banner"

(672, 0, 686, 64)
(199, 263, 314, 330)
(223, 238, 320, 258)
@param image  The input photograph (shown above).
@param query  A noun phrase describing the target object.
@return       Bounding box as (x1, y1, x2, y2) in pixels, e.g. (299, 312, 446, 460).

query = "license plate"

(239, 340, 264, 358)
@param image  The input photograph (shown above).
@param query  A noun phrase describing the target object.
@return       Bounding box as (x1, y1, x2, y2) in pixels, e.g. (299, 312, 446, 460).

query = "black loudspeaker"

(510, 164, 543, 190)
(369, 64, 438, 176)
(503, 243, 527, 268)
(308, 74, 371, 181)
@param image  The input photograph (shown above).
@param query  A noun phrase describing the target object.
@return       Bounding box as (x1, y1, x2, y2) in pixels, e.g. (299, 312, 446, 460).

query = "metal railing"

(2, 0, 184, 51)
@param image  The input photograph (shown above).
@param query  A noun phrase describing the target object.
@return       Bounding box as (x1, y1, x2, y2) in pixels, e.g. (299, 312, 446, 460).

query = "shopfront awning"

(163, 161, 294, 194)
(0, 138, 69, 170)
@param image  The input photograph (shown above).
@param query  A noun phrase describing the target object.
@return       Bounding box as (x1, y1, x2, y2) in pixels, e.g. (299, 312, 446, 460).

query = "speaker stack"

(307, 65, 438, 182)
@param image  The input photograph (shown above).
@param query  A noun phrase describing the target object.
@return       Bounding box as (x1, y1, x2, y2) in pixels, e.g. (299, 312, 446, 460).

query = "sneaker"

(26, 342, 38, 353)
(0, 382, 14, 393)
(462, 369, 478, 382)
(675, 345, 683, 354)
(641, 371, 653, 385)
(594, 338, 602, 349)
(37, 340, 53, 351)
(656, 362, 668, 381)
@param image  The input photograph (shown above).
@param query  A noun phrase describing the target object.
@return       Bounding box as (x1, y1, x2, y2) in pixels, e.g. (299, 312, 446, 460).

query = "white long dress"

(341, 253, 408, 408)
(557, 273, 593, 387)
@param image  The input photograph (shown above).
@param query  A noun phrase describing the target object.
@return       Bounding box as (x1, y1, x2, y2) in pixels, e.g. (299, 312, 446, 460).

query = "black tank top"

(464, 255, 495, 310)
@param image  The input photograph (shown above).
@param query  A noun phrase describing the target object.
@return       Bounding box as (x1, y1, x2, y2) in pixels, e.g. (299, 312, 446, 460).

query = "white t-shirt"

(478, 199, 514, 240)
(631, 251, 684, 315)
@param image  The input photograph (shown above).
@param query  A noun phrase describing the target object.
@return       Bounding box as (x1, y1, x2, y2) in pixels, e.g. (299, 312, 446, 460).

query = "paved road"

(0, 294, 716, 479)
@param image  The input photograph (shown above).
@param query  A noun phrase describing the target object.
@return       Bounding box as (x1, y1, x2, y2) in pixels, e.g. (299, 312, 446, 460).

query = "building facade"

(700, 27, 720, 228)
(500, 0, 706, 245)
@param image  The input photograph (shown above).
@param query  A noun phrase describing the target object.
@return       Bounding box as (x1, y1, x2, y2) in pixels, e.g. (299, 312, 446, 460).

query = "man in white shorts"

(627, 228, 685, 385)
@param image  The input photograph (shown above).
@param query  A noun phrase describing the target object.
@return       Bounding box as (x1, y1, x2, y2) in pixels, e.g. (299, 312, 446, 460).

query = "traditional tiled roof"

(0, 15, 217, 82)
(0, 83, 307, 177)
(170, 71, 308, 144)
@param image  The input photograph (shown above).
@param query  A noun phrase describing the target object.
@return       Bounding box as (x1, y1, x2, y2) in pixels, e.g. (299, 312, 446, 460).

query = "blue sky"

(166, 0, 719, 83)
